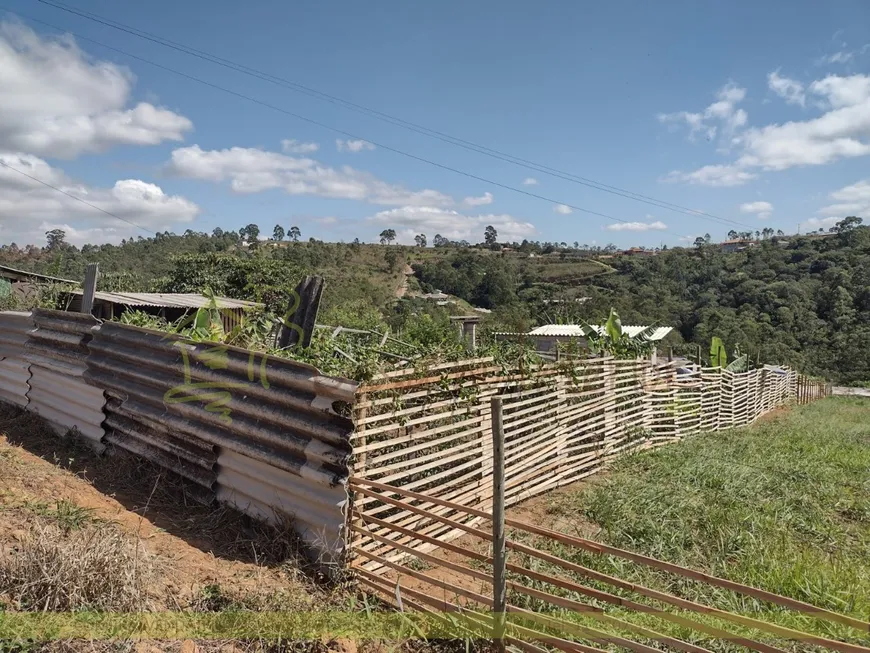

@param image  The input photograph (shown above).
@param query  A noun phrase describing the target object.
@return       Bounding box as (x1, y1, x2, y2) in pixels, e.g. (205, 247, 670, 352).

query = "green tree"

(379, 229, 397, 245)
(484, 225, 498, 246)
(45, 229, 66, 251)
(273, 225, 285, 241)
(240, 224, 260, 243)
(289, 226, 301, 242)
(414, 234, 427, 248)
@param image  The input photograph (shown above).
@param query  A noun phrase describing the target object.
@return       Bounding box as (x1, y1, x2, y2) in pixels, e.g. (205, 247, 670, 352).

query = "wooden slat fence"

(350, 358, 829, 569)
(350, 479, 868, 653)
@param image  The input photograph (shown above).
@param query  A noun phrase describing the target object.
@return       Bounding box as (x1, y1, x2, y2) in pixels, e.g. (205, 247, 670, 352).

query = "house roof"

(71, 291, 261, 310)
(528, 324, 673, 341)
(0, 264, 76, 284)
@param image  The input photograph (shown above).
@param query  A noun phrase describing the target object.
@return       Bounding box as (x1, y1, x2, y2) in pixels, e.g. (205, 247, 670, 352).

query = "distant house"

(421, 290, 450, 301)
(623, 247, 656, 257)
(720, 239, 756, 253)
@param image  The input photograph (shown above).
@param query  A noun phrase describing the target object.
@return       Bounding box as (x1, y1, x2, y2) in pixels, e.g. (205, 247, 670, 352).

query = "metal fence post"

(491, 397, 506, 652)
(81, 263, 99, 315)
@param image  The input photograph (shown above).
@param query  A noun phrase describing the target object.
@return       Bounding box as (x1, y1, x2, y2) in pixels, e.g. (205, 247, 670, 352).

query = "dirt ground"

(0, 405, 337, 613)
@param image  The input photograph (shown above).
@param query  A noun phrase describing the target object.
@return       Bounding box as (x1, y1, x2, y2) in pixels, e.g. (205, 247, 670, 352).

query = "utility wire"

(29, 0, 757, 233)
(0, 159, 154, 235)
(3, 7, 702, 241)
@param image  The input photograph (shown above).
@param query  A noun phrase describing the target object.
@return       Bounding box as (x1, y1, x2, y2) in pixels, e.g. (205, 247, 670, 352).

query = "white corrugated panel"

(0, 357, 31, 407)
(529, 324, 673, 340)
(27, 365, 106, 451)
(216, 449, 347, 564)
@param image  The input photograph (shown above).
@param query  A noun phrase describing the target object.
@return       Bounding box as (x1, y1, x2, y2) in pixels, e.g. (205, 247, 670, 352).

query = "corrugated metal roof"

(72, 291, 262, 310)
(529, 324, 673, 341)
(0, 265, 76, 284)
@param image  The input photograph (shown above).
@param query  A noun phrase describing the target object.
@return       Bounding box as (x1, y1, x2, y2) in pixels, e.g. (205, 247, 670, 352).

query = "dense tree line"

(1, 218, 867, 383)
(415, 219, 870, 383)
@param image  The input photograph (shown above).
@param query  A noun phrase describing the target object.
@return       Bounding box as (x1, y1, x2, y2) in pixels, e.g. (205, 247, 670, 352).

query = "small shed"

(496, 323, 673, 362)
(67, 291, 262, 331)
(0, 265, 76, 301)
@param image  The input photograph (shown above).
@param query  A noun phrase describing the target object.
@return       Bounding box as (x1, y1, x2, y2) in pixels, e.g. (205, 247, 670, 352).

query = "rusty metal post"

(491, 397, 506, 652)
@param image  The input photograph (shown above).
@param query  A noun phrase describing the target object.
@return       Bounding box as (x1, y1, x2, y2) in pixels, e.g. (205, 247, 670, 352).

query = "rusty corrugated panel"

(85, 321, 356, 559)
(24, 309, 106, 451)
(0, 311, 34, 408)
(216, 449, 347, 562)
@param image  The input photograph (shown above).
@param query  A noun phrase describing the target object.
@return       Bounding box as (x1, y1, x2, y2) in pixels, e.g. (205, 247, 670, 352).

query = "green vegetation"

(527, 398, 870, 649)
(1, 218, 868, 382)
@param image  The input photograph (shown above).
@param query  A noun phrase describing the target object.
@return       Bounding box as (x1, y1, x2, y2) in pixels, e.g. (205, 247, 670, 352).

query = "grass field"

(515, 398, 870, 650)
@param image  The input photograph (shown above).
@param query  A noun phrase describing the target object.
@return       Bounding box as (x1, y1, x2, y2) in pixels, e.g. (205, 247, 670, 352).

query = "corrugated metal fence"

(0, 310, 357, 564)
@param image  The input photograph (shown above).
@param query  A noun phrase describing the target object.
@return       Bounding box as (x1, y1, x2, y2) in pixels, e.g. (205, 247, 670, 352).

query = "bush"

(0, 522, 148, 611)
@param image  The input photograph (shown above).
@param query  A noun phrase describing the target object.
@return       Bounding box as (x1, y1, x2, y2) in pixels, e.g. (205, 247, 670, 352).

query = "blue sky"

(1, 0, 869, 248)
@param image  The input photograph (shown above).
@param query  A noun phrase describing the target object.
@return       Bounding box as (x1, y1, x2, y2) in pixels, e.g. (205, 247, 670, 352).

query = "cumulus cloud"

(281, 139, 319, 154)
(167, 145, 453, 206)
(522, 177, 538, 186)
(367, 206, 535, 244)
(462, 192, 493, 207)
(800, 216, 840, 231)
(0, 152, 199, 245)
(768, 71, 805, 106)
(0, 21, 191, 159)
(663, 165, 757, 187)
(818, 178, 870, 217)
(553, 204, 573, 215)
(605, 220, 667, 232)
(664, 73, 870, 186)
(336, 139, 375, 153)
(658, 82, 747, 142)
(739, 200, 774, 219)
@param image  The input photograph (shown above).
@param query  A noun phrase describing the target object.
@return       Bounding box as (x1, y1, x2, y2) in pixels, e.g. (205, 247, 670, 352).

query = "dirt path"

(394, 264, 414, 298)
(0, 407, 331, 611)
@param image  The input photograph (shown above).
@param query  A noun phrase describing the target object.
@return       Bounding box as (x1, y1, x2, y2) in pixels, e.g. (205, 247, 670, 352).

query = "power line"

(0, 159, 154, 235)
(3, 7, 703, 241)
(28, 0, 756, 233)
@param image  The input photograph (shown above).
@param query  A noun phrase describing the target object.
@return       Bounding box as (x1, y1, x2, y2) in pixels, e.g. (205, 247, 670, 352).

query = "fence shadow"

(0, 404, 334, 585)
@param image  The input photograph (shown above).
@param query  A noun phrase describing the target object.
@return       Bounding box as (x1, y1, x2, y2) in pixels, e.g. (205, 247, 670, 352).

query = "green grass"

(518, 398, 870, 651)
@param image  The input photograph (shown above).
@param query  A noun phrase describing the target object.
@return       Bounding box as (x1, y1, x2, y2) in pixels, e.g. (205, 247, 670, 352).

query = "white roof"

(529, 324, 673, 341)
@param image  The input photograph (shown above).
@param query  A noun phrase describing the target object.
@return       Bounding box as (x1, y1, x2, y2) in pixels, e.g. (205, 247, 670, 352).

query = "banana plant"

(710, 336, 727, 368)
(581, 308, 658, 359)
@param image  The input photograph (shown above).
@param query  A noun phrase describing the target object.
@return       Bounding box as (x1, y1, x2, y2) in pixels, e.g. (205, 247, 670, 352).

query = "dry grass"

(0, 521, 149, 612)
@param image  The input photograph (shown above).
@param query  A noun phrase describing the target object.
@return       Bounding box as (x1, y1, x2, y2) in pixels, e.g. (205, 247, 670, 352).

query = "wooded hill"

(1, 219, 868, 384)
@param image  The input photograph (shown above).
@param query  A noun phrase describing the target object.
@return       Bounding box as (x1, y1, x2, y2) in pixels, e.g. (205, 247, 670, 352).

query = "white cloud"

(768, 71, 805, 106)
(666, 73, 870, 185)
(818, 178, 870, 217)
(281, 139, 319, 154)
(553, 204, 573, 215)
(0, 22, 191, 159)
(800, 216, 840, 230)
(0, 152, 199, 245)
(462, 192, 493, 207)
(522, 177, 538, 186)
(739, 200, 774, 219)
(167, 145, 453, 206)
(819, 51, 854, 65)
(368, 206, 535, 244)
(658, 82, 747, 142)
(336, 139, 375, 153)
(663, 165, 757, 187)
(605, 220, 667, 232)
